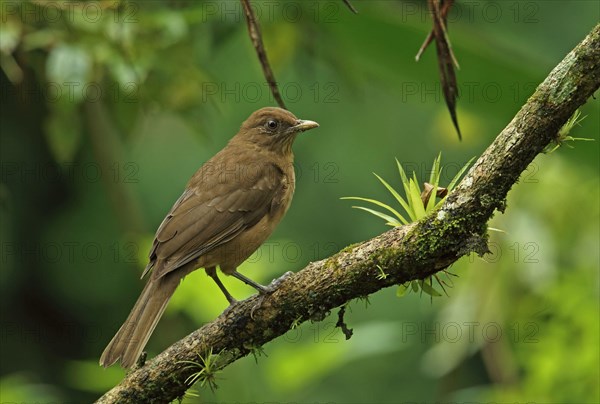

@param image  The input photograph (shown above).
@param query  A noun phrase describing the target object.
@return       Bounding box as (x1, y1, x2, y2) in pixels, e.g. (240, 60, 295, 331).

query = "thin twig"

(336, 305, 354, 340)
(342, 0, 358, 14)
(240, 0, 286, 109)
(415, 31, 434, 62)
(416, 0, 458, 67)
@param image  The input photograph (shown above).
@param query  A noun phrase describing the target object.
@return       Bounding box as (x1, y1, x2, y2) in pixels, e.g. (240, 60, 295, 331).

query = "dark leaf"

(342, 0, 358, 14)
(420, 182, 449, 207)
(417, 0, 461, 139)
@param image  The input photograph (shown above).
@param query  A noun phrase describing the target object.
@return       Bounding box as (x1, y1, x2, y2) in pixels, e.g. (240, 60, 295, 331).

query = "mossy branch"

(97, 24, 600, 403)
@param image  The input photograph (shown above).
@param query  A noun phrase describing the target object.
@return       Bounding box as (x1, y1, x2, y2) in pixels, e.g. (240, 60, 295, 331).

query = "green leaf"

(396, 283, 409, 297)
(488, 227, 507, 233)
(373, 174, 413, 223)
(429, 153, 442, 185)
(426, 153, 442, 213)
(447, 157, 475, 192)
(559, 109, 584, 137)
(395, 158, 412, 203)
(342, 196, 408, 225)
(408, 179, 426, 219)
(350, 206, 402, 227)
(410, 281, 419, 292)
(412, 172, 420, 190)
(376, 265, 388, 280)
(419, 279, 442, 297)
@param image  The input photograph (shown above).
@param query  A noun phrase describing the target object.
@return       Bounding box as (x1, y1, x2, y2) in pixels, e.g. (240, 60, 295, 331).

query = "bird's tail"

(99, 275, 178, 368)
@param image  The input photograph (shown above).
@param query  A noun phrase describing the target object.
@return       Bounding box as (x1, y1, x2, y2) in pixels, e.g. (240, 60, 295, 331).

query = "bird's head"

(235, 107, 319, 154)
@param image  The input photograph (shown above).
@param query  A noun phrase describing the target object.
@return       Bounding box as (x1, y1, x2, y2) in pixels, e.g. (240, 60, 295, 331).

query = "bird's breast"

(271, 163, 295, 217)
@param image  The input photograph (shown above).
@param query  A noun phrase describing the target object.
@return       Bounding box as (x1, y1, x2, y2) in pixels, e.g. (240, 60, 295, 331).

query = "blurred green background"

(1, 0, 598, 402)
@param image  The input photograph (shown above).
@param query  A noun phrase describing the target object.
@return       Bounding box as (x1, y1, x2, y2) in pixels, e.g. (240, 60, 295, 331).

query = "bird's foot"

(251, 272, 293, 318)
(264, 271, 294, 292)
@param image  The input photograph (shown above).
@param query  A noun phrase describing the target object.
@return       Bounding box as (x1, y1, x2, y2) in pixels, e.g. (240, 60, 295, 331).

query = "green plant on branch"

(342, 153, 472, 297)
(178, 348, 222, 393)
(545, 109, 593, 153)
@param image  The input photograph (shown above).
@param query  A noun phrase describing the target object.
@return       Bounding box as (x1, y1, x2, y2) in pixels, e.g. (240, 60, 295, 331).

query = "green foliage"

(375, 264, 388, 280)
(179, 349, 222, 392)
(290, 316, 303, 329)
(545, 109, 593, 153)
(343, 154, 472, 297)
(343, 154, 472, 225)
(245, 343, 268, 364)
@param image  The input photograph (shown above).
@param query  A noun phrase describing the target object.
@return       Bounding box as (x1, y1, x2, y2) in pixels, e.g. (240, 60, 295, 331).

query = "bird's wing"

(142, 162, 284, 279)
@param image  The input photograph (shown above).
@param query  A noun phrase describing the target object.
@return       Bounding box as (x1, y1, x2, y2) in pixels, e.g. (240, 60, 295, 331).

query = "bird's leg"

(230, 270, 271, 293)
(205, 267, 237, 304)
(230, 270, 294, 318)
(231, 270, 294, 294)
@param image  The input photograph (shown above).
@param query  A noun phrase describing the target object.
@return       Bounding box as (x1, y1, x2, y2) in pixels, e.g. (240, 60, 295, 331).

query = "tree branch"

(97, 24, 600, 403)
(240, 0, 287, 109)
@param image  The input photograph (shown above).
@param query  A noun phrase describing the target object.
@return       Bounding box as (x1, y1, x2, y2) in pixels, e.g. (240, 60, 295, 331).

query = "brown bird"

(100, 107, 318, 368)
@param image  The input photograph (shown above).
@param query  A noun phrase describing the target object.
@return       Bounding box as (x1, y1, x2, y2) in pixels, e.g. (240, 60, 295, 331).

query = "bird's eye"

(266, 120, 279, 130)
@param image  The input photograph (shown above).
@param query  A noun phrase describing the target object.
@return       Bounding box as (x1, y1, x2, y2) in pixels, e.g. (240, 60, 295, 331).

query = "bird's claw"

(251, 295, 267, 319)
(267, 271, 294, 290)
(251, 272, 294, 318)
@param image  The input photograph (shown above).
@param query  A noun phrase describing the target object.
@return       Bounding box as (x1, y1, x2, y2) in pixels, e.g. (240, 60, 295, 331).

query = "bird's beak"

(291, 119, 319, 132)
